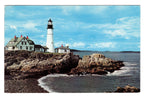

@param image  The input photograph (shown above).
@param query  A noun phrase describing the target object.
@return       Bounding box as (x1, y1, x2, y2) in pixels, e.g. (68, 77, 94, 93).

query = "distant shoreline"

(71, 49, 140, 53)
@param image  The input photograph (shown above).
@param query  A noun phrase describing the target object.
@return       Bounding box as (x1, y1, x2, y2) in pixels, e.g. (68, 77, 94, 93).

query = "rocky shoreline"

(5, 50, 80, 79)
(5, 50, 79, 93)
(5, 50, 127, 93)
(5, 50, 124, 79)
(115, 85, 140, 92)
(69, 53, 124, 75)
(5, 75, 48, 93)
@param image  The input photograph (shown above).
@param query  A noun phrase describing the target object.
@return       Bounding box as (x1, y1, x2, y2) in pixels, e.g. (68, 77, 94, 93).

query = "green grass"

(43, 52, 64, 55)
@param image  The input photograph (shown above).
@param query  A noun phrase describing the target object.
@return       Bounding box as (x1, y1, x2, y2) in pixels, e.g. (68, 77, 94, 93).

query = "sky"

(4, 5, 140, 51)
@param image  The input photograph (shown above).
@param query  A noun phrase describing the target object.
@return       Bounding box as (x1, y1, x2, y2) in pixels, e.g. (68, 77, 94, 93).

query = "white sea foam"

(107, 67, 131, 76)
(107, 62, 139, 76)
(123, 62, 138, 66)
(38, 74, 74, 93)
(38, 75, 55, 93)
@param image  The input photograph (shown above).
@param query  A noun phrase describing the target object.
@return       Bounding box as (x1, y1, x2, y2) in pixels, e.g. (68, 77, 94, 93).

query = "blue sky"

(4, 5, 140, 51)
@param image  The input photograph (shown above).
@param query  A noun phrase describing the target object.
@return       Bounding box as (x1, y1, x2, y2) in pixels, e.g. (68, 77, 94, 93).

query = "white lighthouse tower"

(46, 19, 55, 52)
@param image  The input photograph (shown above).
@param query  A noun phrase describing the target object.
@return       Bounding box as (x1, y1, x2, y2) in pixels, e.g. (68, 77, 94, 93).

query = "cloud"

(10, 25, 17, 30)
(61, 6, 81, 15)
(82, 16, 140, 39)
(103, 29, 126, 37)
(89, 6, 109, 14)
(40, 35, 45, 38)
(54, 41, 66, 47)
(89, 42, 116, 48)
(60, 6, 109, 16)
(107, 17, 140, 38)
(22, 21, 42, 33)
(72, 42, 85, 48)
(54, 41, 85, 48)
(23, 22, 36, 29)
(5, 20, 43, 34)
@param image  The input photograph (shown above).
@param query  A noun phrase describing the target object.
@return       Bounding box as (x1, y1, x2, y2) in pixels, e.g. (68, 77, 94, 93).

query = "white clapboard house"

(5, 35, 48, 52)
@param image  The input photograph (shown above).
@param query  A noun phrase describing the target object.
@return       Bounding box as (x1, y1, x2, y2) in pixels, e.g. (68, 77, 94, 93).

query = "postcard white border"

(1, 0, 149, 100)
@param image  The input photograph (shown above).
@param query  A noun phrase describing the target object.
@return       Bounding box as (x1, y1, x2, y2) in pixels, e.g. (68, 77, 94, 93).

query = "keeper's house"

(5, 35, 48, 52)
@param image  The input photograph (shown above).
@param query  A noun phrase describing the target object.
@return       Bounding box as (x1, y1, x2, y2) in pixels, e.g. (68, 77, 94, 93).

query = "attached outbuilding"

(55, 44, 70, 53)
(34, 45, 48, 52)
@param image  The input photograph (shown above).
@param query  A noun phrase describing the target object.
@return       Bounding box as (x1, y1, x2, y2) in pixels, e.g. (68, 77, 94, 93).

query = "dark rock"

(5, 50, 79, 79)
(115, 87, 126, 92)
(115, 85, 140, 92)
(69, 53, 124, 75)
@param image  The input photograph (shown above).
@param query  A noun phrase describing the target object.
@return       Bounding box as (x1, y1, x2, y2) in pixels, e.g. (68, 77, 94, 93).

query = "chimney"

(26, 36, 28, 39)
(21, 35, 22, 38)
(14, 35, 16, 39)
(66, 44, 69, 48)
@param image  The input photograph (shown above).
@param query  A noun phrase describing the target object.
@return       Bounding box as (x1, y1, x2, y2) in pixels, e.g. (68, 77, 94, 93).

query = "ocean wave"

(106, 62, 139, 76)
(107, 66, 139, 76)
(123, 62, 138, 66)
(107, 61, 139, 76)
(38, 75, 56, 93)
(38, 74, 76, 93)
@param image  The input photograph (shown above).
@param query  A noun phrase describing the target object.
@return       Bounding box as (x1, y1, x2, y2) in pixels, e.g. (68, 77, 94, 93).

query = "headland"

(5, 50, 125, 93)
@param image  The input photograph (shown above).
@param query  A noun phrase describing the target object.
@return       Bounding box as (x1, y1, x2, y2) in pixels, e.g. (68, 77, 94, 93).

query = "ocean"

(38, 51, 140, 93)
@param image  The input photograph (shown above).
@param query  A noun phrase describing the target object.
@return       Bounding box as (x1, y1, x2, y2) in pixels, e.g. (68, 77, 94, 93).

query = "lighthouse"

(46, 19, 55, 52)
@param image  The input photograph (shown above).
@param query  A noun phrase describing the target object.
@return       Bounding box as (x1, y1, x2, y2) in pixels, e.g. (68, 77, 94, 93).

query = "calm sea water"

(38, 51, 140, 93)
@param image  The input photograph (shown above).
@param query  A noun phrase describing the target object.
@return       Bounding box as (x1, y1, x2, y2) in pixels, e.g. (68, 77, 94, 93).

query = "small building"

(34, 45, 48, 52)
(34, 45, 45, 52)
(5, 35, 48, 52)
(55, 44, 70, 53)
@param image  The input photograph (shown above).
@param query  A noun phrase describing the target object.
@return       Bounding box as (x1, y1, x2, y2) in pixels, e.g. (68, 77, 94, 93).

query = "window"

(25, 42, 26, 45)
(22, 42, 23, 45)
(30, 46, 33, 50)
(10, 42, 12, 44)
(12, 46, 15, 50)
(20, 46, 22, 49)
(26, 46, 28, 50)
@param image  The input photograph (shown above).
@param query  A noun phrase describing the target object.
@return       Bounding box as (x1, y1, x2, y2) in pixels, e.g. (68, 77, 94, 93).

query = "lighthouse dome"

(48, 19, 52, 22)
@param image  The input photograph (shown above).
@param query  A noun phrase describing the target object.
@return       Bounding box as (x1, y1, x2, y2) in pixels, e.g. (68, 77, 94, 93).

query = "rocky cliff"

(69, 53, 124, 75)
(5, 51, 124, 79)
(5, 50, 80, 79)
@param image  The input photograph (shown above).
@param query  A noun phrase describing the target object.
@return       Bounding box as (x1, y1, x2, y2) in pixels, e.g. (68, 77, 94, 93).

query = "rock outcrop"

(5, 51, 124, 78)
(5, 50, 80, 79)
(69, 53, 124, 75)
(115, 85, 140, 92)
